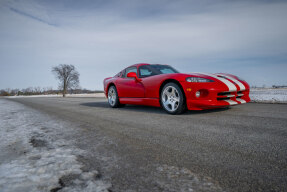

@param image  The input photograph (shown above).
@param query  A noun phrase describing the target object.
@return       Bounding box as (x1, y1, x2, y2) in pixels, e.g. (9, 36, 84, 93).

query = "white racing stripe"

(236, 98, 246, 104)
(225, 99, 238, 105)
(194, 73, 237, 92)
(216, 74, 245, 91)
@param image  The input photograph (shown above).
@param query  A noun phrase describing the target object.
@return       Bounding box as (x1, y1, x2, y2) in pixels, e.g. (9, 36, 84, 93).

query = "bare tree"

(34, 86, 42, 94)
(52, 64, 80, 97)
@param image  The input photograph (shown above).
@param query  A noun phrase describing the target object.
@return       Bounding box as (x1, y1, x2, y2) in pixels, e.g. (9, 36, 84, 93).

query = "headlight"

(186, 77, 214, 82)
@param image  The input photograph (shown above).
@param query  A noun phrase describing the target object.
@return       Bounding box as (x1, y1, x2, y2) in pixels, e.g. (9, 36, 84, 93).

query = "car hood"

(182, 72, 247, 92)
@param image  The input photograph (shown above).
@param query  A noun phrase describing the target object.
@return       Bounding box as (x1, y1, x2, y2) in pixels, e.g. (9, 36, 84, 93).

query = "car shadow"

(81, 101, 165, 114)
(81, 101, 110, 108)
(80, 101, 230, 115)
(184, 107, 230, 115)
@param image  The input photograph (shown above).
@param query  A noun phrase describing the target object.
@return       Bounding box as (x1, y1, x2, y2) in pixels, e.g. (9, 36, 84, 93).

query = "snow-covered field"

(7, 93, 105, 98)
(4, 88, 287, 103)
(0, 99, 110, 192)
(250, 88, 287, 103)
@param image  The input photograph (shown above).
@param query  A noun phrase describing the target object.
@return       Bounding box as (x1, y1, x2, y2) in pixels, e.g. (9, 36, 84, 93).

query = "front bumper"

(180, 82, 250, 110)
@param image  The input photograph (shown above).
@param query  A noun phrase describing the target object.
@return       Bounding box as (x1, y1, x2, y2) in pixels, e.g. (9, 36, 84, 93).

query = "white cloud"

(0, 0, 287, 89)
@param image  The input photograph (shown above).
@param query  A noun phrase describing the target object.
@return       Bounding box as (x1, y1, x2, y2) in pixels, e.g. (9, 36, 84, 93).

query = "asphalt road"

(8, 97, 287, 192)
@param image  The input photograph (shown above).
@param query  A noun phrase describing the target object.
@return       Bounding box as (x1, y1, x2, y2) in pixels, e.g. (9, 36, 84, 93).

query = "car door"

(116, 67, 145, 98)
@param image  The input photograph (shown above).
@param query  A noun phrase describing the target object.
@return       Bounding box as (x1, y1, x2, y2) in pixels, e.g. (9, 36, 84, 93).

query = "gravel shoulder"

(2, 97, 287, 192)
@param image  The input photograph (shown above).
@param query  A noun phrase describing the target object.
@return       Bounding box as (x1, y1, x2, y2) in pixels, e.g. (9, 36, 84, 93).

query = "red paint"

(103, 63, 250, 110)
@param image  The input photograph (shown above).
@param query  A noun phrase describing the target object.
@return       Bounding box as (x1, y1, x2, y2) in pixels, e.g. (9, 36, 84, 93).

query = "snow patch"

(0, 99, 110, 192)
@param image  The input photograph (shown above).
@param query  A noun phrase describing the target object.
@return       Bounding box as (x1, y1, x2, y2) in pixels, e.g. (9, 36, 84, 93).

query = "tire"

(160, 82, 186, 114)
(107, 85, 121, 108)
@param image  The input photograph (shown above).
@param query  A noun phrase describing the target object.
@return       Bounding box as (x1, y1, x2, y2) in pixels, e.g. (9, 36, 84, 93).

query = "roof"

(127, 63, 169, 68)
(128, 63, 150, 68)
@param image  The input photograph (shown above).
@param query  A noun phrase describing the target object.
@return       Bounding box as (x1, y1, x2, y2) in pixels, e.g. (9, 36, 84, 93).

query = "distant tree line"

(251, 85, 287, 88)
(272, 85, 287, 88)
(0, 64, 105, 97)
(0, 87, 103, 96)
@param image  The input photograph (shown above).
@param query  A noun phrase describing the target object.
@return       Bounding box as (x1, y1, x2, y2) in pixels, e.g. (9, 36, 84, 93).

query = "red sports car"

(103, 63, 250, 114)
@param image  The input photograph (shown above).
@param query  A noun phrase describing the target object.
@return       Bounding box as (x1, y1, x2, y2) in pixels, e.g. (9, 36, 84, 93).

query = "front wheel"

(160, 83, 186, 114)
(108, 85, 121, 108)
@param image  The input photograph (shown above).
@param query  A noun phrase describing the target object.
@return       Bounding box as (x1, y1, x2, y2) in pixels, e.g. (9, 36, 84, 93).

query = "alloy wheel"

(108, 87, 116, 106)
(161, 86, 180, 112)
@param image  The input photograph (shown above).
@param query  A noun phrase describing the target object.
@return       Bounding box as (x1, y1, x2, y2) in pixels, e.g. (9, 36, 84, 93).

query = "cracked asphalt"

(7, 97, 287, 192)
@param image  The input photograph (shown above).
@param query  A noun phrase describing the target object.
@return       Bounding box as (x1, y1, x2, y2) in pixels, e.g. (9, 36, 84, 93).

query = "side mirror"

(127, 72, 141, 82)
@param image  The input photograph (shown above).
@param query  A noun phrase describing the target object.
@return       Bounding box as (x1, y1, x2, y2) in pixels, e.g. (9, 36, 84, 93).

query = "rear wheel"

(108, 85, 121, 108)
(160, 83, 186, 114)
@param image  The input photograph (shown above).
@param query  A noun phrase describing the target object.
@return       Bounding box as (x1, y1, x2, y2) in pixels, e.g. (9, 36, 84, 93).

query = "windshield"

(138, 65, 179, 78)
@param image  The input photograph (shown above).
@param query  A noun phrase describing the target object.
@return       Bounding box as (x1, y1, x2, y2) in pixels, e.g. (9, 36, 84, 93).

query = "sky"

(0, 0, 287, 90)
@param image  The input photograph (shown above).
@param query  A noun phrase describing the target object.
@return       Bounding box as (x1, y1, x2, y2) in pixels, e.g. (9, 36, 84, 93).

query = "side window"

(121, 70, 125, 78)
(124, 67, 137, 78)
(139, 66, 153, 78)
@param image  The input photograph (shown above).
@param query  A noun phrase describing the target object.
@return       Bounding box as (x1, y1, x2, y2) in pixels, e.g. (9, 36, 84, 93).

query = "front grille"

(217, 91, 245, 101)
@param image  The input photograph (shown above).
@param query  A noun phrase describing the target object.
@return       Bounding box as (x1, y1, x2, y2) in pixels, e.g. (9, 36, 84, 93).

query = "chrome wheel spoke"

(164, 89, 171, 97)
(163, 99, 170, 106)
(171, 88, 176, 96)
(173, 97, 179, 102)
(171, 101, 175, 111)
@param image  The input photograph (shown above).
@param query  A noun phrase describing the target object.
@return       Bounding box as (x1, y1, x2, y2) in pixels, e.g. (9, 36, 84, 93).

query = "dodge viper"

(103, 63, 250, 114)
